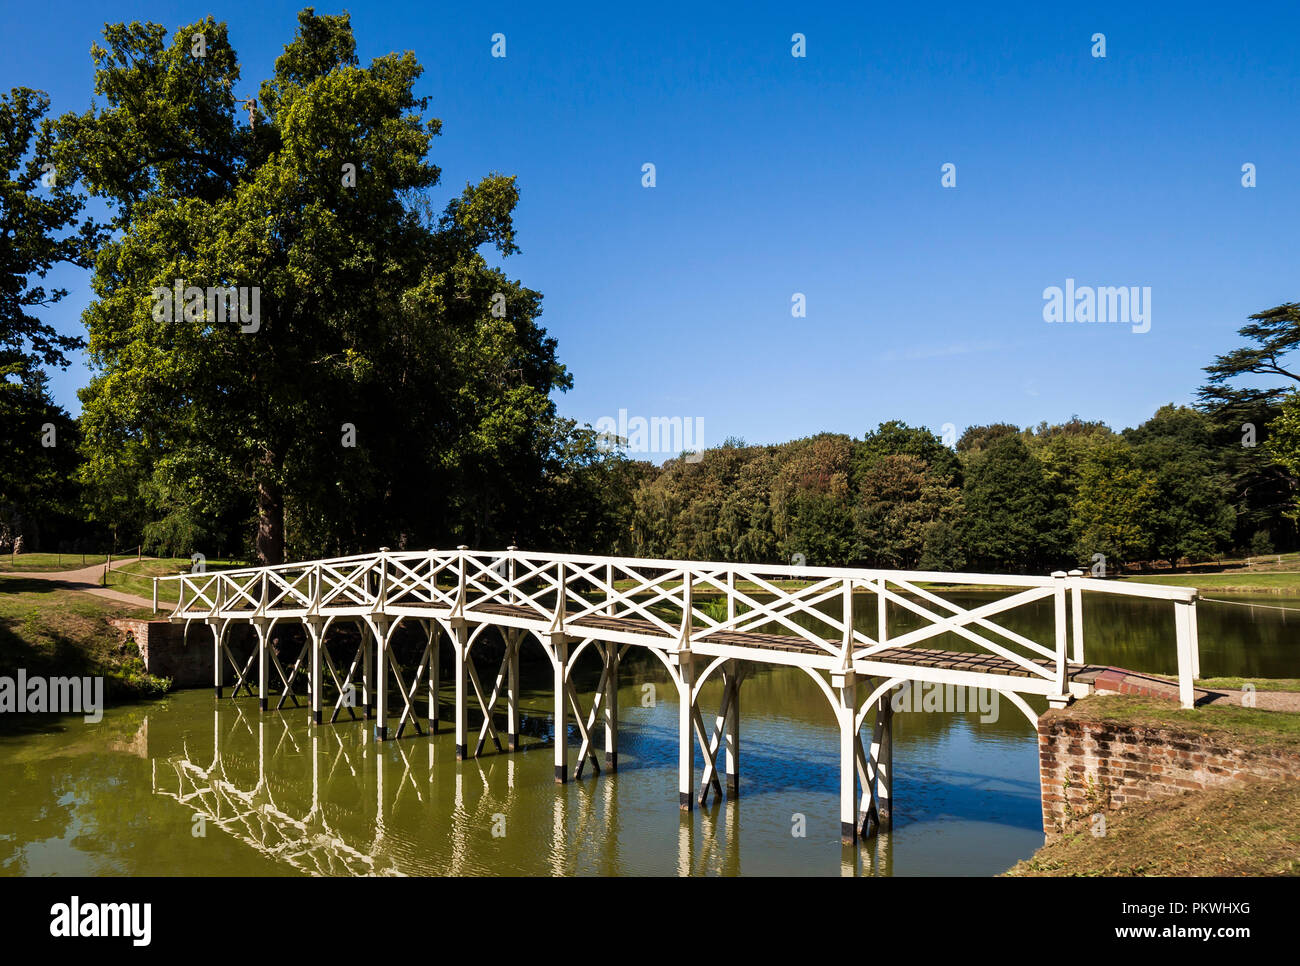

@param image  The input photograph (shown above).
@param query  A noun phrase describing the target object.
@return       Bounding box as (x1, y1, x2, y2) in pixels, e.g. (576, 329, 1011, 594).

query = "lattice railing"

(157, 548, 1201, 704)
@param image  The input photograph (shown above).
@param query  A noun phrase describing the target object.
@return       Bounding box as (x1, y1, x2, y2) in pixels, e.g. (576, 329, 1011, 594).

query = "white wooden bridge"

(155, 547, 1200, 845)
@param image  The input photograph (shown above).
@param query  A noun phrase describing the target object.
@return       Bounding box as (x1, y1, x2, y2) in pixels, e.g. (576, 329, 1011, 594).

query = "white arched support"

(688, 656, 748, 807)
(365, 613, 437, 742)
(563, 637, 628, 781)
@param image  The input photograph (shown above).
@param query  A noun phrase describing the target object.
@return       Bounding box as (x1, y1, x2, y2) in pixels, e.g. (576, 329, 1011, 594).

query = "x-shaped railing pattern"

(160, 546, 1201, 702)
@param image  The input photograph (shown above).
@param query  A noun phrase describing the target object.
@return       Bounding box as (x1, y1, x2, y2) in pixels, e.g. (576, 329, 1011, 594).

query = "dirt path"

(0, 556, 156, 610)
(1201, 688, 1300, 712)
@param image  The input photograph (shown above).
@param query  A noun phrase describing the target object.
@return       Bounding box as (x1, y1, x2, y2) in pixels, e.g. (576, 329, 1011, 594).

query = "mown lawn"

(1123, 571, 1300, 593)
(105, 558, 247, 605)
(0, 552, 110, 572)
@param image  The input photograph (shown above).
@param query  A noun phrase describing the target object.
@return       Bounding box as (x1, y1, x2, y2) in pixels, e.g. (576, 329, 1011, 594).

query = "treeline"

(623, 407, 1297, 574)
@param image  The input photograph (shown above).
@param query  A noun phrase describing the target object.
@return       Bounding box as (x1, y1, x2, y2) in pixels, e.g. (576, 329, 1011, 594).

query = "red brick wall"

(109, 618, 214, 688)
(1038, 709, 1300, 836)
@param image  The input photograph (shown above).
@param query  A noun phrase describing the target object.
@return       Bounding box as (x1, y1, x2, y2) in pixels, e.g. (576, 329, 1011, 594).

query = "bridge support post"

(674, 650, 695, 810)
(308, 618, 324, 725)
(371, 617, 390, 741)
(724, 661, 741, 796)
(255, 618, 270, 712)
(834, 669, 857, 845)
(427, 621, 441, 734)
(210, 620, 223, 698)
(876, 699, 893, 832)
(362, 621, 374, 720)
(506, 629, 521, 752)
(451, 619, 469, 759)
(604, 643, 619, 770)
(552, 633, 569, 782)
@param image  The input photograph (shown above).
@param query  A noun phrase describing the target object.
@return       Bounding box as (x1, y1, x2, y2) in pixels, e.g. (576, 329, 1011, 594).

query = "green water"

(0, 592, 1295, 876)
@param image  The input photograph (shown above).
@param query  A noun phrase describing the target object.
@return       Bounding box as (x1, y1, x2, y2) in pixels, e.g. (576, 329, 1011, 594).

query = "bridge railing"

(157, 548, 1200, 706)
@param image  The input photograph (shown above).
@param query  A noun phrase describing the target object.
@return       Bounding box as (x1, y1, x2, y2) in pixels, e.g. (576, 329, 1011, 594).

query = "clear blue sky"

(5, 1, 1298, 448)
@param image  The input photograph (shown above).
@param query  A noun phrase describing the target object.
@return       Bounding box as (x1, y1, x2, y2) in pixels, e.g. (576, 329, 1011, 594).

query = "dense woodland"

(3, 12, 1300, 574)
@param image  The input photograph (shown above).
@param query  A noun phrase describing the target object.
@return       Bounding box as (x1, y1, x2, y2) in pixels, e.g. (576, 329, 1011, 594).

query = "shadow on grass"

(0, 579, 171, 738)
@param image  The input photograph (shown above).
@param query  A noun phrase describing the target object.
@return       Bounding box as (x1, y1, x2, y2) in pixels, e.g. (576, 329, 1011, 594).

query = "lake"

(1, 590, 1295, 876)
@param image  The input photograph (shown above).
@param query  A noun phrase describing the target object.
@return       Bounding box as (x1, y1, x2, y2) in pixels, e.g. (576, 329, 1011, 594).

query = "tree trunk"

(257, 454, 285, 565)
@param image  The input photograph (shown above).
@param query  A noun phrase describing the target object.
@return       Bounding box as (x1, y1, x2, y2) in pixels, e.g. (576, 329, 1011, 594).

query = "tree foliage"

(56, 11, 580, 562)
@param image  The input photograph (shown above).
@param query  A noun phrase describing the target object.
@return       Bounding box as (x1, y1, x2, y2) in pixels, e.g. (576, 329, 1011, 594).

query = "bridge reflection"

(150, 707, 810, 876)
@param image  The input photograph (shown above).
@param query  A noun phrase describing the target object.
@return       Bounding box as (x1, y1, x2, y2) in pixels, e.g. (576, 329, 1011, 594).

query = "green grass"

(106, 558, 246, 605)
(1005, 778, 1300, 876)
(0, 552, 110, 572)
(0, 579, 169, 711)
(1122, 571, 1300, 593)
(1145, 674, 1300, 694)
(1190, 676, 1300, 694)
(1050, 693, 1300, 752)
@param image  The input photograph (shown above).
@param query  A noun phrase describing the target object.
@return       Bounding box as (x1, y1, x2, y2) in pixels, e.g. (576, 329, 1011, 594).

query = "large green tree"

(1070, 440, 1157, 570)
(57, 11, 570, 562)
(1124, 405, 1233, 564)
(0, 88, 97, 551)
(960, 435, 1068, 572)
(1198, 302, 1300, 546)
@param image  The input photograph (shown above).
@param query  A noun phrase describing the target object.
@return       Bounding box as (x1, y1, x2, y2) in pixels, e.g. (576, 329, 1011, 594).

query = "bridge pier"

(427, 621, 441, 734)
(552, 632, 569, 782)
(255, 618, 270, 712)
(876, 701, 893, 832)
(361, 622, 374, 720)
(369, 617, 390, 741)
(603, 643, 619, 770)
(450, 619, 469, 759)
(209, 620, 223, 698)
(674, 650, 694, 810)
(307, 618, 324, 725)
(506, 629, 521, 752)
(835, 670, 858, 845)
(724, 661, 741, 796)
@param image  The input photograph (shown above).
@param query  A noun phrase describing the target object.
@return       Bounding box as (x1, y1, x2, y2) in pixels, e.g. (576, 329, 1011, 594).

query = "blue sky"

(4, 1, 1298, 450)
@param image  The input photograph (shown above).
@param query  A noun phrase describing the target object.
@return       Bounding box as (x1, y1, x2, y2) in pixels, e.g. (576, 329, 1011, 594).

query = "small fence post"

(1052, 571, 1068, 702)
(606, 561, 614, 616)
(1068, 569, 1084, 664)
(877, 576, 888, 644)
(550, 558, 567, 633)
(454, 546, 468, 618)
(1174, 598, 1196, 709)
(841, 577, 854, 669)
(376, 547, 390, 612)
(508, 546, 519, 605)
(152, 577, 158, 614)
(680, 568, 693, 649)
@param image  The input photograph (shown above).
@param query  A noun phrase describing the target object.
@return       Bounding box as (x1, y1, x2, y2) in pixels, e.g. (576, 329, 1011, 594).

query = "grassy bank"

(105, 558, 246, 605)
(0, 579, 171, 712)
(1010, 694, 1300, 876)
(1055, 693, 1300, 751)
(1006, 778, 1300, 876)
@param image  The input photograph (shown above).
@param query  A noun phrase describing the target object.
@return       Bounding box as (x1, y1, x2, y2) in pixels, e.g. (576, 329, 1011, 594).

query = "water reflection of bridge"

(153, 706, 870, 875)
(158, 547, 1199, 846)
